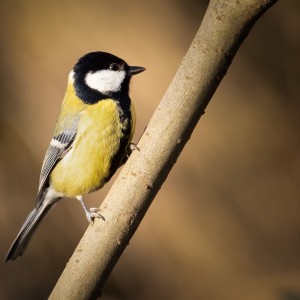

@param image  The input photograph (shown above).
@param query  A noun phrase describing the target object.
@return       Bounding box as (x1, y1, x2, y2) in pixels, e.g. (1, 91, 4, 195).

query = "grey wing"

(37, 129, 77, 195)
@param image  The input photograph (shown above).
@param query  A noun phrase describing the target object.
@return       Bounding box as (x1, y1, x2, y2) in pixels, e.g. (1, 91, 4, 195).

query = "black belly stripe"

(103, 98, 132, 183)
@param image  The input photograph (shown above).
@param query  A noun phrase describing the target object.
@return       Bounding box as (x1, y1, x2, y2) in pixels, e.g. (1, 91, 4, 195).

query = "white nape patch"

(68, 70, 75, 83)
(85, 69, 126, 95)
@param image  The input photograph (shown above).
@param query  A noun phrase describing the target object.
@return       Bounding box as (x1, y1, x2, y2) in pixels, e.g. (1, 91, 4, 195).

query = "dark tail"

(5, 200, 56, 262)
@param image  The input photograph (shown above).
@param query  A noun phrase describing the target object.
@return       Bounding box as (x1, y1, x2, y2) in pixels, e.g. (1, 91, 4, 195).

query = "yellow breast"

(50, 99, 129, 197)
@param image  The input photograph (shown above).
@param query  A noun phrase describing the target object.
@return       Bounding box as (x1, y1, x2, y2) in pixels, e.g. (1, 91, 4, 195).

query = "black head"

(72, 51, 145, 104)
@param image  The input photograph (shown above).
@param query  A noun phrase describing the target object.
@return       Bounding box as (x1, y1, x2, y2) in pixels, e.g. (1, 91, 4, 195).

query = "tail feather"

(5, 202, 54, 262)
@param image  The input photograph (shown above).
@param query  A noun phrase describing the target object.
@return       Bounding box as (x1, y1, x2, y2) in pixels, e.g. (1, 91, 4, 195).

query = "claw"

(127, 143, 140, 157)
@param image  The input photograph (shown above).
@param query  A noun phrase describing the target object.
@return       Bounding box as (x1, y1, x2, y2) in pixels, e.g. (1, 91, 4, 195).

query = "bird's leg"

(76, 196, 105, 224)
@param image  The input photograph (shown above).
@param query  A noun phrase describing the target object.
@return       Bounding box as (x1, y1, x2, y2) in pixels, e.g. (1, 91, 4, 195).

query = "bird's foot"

(127, 143, 140, 157)
(76, 196, 105, 225)
(86, 208, 105, 225)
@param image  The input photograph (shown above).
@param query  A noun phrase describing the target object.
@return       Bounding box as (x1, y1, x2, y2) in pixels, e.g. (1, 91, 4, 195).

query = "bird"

(5, 51, 145, 262)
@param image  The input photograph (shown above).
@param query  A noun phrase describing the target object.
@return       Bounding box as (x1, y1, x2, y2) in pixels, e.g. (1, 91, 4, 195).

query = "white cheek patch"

(85, 69, 126, 95)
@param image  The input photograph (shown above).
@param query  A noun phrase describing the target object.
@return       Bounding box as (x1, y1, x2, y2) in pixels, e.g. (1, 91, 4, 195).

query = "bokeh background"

(1, 0, 299, 299)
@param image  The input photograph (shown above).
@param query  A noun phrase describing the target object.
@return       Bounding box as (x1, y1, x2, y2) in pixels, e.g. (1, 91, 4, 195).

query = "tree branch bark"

(50, 0, 278, 299)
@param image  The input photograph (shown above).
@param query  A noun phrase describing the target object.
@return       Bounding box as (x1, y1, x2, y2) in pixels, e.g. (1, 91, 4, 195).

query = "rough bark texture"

(50, 0, 278, 299)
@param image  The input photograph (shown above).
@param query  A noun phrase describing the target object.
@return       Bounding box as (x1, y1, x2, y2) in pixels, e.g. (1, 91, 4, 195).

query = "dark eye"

(109, 63, 120, 71)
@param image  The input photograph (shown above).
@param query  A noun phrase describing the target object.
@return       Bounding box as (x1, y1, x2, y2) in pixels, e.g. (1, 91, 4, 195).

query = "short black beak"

(128, 66, 146, 76)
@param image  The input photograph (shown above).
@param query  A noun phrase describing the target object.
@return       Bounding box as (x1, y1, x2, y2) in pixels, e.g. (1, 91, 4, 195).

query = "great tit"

(5, 51, 145, 262)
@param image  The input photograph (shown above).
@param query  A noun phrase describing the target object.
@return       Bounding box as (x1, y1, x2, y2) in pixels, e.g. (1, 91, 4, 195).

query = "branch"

(50, 0, 278, 299)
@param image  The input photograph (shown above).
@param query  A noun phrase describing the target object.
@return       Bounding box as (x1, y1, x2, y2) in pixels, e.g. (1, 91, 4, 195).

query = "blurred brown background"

(1, 0, 300, 299)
